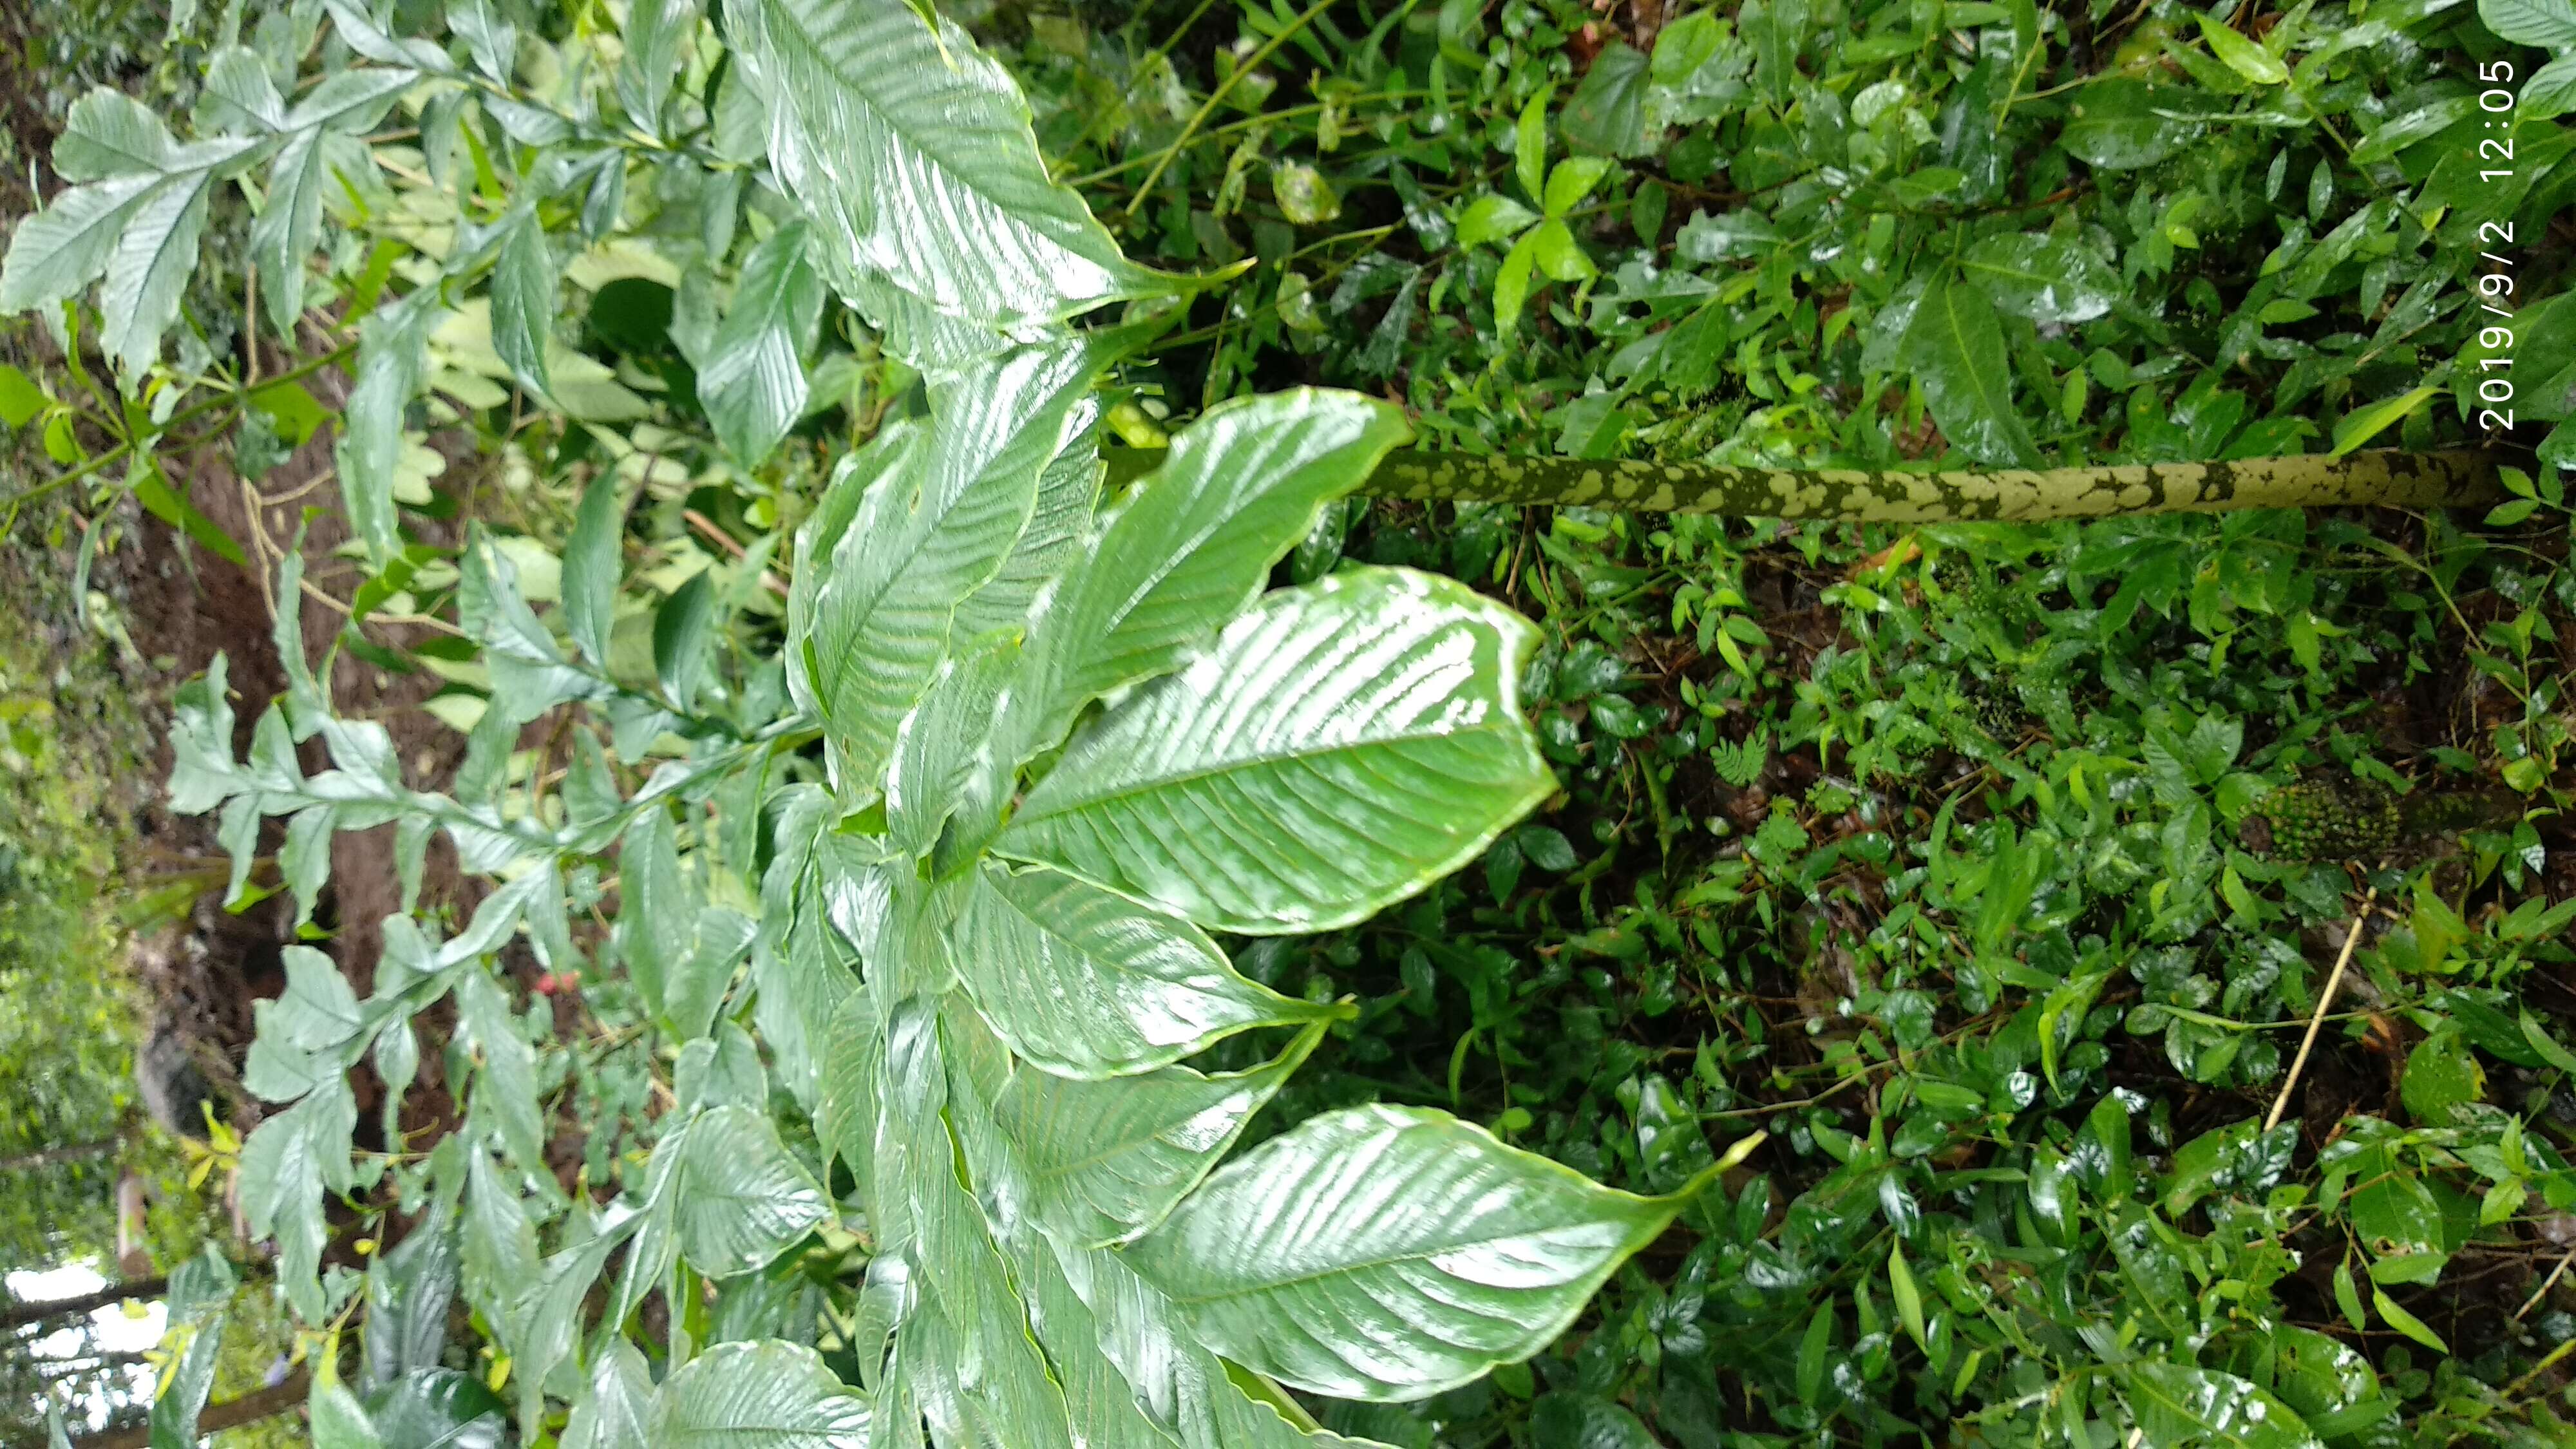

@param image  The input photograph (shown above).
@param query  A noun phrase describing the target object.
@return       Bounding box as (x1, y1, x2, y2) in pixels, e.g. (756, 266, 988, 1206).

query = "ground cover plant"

(0, 0, 2573, 1443)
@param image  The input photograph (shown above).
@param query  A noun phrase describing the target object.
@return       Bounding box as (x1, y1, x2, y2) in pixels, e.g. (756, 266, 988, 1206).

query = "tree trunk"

(1103, 445, 2501, 520)
(0, 1140, 119, 1175)
(0, 1277, 167, 1333)
(66, 1370, 310, 1449)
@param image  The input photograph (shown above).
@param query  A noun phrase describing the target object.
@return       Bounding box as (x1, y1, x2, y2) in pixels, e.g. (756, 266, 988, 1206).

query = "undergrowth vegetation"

(0, 0, 2572, 1443)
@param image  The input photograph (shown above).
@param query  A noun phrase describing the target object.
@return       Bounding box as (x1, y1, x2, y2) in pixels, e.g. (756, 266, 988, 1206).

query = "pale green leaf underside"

(1001, 566, 1555, 934)
(954, 860, 1334, 1077)
(724, 0, 1173, 357)
(1124, 1103, 1698, 1401)
(662, 1104, 831, 1278)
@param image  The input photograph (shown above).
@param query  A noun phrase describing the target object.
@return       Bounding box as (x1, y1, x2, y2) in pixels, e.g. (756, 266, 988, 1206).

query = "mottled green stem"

(1103, 446, 2499, 520)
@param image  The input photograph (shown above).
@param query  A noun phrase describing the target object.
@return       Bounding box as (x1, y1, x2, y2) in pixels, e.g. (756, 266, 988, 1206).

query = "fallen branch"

(2265, 884, 2381, 1134)
(67, 1370, 311, 1449)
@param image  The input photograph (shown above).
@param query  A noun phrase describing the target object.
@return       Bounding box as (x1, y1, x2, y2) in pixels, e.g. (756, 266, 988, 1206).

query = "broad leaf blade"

(1001, 567, 1553, 934)
(1020, 390, 1412, 747)
(724, 0, 1175, 359)
(647, 1340, 871, 1448)
(560, 475, 627, 668)
(664, 1104, 832, 1276)
(1903, 274, 2041, 469)
(2117, 1363, 2324, 1449)
(953, 860, 1335, 1078)
(490, 205, 556, 400)
(1127, 1103, 1703, 1401)
(793, 343, 1095, 790)
(995, 1023, 1323, 1245)
(1961, 232, 2118, 325)
(699, 220, 825, 466)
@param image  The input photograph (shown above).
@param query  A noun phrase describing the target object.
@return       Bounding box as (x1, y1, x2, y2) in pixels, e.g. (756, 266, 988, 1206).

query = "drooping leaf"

(363, 1197, 460, 1390)
(2478, 0, 2576, 47)
(699, 220, 826, 466)
(338, 289, 442, 563)
(1126, 1103, 1710, 1400)
(723, 0, 1176, 359)
(952, 860, 1336, 1077)
(560, 1342, 654, 1449)
(361, 1368, 506, 1449)
(1001, 567, 1554, 934)
(308, 1379, 387, 1449)
(1019, 391, 1410, 749)
(949, 406, 1101, 640)
(560, 475, 627, 668)
(618, 0, 703, 132)
(886, 630, 1019, 857)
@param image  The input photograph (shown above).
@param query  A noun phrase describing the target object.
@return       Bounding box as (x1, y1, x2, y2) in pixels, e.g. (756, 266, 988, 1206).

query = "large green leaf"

(337, 290, 442, 563)
(952, 860, 1335, 1078)
(648, 1341, 871, 1448)
(1018, 390, 1412, 747)
(560, 1342, 652, 1449)
(993, 1023, 1321, 1245)
(1903, 275, 2042, 469)
(653, 1104, 833, 1276)
(793, 343, 1095, 790)
(723, 0, 1173, 360)
(1961, 232, 2119, 325)
(2116, 1363, 2323, 1449)
(699, 220, 826, 466)
(999, 567, 1553, 934)
(2478, 0, 2576, 47)
(617, 0, 702, 131)
(559, 475, 628, 668)
(1125, 1103, 1706, 1401)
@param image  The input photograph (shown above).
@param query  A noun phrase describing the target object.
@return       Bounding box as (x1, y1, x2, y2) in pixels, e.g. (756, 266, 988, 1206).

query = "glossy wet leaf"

(724, 0, 1175, 359)
(1126, 1103, 1709, 1400)
(2117, 1363, 2322, 1449)
(1904, 275, 2041, 468)
(1002, 567, 1553, 934)
(993, 1027, 1320, 1247)
(954, 860, 1335, 1077)
(1962, 232, 2120, 325)
(699, 220, 826, 466)
(660, 1104, 831, 1277)
(1019, 389, 1411, 746)
(648, 1340, 871, 1448)
(793, 343, 1095, 787)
